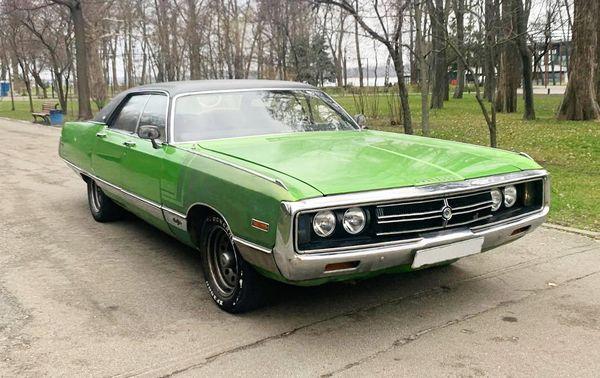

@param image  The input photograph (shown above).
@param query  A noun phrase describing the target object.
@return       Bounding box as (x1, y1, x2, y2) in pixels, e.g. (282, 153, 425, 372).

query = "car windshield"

(172, 89, 358, 142)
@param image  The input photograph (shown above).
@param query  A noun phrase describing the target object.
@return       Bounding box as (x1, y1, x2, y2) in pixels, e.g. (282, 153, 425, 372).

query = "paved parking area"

(1, 119, 599, 377)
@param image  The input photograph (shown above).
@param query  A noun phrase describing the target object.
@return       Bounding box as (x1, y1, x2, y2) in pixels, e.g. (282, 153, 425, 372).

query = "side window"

(110, 94, 150, 133)
(139, 95, 168, 140)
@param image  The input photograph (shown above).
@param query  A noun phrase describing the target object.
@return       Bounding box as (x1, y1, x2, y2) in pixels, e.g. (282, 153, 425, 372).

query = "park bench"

(32, 102, 59, 124)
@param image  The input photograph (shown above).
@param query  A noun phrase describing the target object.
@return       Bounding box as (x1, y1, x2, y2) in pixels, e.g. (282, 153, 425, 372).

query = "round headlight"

(312, 210, 336, 237)
(343, 207, 366, 234)
(491, 188, 502, 211)
(504, 185, 517, 207)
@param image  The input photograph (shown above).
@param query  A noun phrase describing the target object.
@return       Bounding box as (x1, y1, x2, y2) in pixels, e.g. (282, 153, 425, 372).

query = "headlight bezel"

(491, 188, 503, 211)
(503, 185, 517, 208)
(342, 207, 367, 235)
(297, 206, 373, 251)
(312, 210, 337, 237)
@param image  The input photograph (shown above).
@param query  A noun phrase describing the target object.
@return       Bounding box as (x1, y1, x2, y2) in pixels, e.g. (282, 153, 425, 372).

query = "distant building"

(532, 40, 570, 86)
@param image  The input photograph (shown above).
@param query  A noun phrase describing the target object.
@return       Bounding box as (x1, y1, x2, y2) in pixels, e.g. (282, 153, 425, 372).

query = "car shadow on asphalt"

(117, 210, 466, 317)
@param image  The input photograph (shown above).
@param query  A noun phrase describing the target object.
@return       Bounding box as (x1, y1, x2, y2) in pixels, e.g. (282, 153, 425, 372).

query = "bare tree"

(312, 0, 414, 135)
(48, 0, 92, 119)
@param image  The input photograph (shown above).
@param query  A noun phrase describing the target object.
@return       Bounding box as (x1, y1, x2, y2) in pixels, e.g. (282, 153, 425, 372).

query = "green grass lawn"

(0, 97, 96, 122)
(1, 92, 598, 231)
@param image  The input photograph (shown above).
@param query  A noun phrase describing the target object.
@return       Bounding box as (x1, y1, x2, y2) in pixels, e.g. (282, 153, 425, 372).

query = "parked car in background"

(59, 80, 550, 313)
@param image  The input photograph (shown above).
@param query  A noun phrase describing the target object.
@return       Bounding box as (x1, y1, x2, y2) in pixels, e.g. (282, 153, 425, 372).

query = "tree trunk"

(494, 0, 519, 113)
(557, 0, 600, 120)
(53, 67, 67, 113)
(514, 0, 535, 120)
(354, 0, 364, 87)
(390, 49, 413, 135)
(18, 61, 34, 113)
(415, 0, 430, 135)
(7, 64, 15, 111)
(483, 0, 498, 101)
(453, 0, 465, 99)
(70, 1, 93, 119)
(409, 6, 418, 85)
(187, 0, 202, 80)
(430, 0, 446, 108)
(597, 3, 600, 105)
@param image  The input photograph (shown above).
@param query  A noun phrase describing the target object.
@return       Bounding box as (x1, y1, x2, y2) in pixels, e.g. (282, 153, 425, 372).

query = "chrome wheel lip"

(207, 225, 240, 298)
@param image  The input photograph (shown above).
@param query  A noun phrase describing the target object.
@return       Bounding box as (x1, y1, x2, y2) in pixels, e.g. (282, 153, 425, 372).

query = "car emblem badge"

(442, 206, 453, 221)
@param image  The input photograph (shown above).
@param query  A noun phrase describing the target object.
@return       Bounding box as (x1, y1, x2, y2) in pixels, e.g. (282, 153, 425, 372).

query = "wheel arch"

(186, 202, 233, 246)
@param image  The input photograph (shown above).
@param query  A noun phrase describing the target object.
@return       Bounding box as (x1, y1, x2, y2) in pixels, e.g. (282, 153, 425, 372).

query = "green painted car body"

(59, 80, 549, 287)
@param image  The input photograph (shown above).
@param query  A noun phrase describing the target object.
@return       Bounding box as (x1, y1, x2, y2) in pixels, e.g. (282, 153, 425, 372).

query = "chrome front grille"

(375, 190, 493, 236)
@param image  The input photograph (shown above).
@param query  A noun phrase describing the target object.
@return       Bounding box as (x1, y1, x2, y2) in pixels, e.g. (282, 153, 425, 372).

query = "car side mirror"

(138, 125, 161, 149)
(354, 114, 368, 129)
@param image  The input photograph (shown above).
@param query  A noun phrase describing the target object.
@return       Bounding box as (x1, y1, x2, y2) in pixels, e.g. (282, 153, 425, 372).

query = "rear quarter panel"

(59, 121, 105, 172)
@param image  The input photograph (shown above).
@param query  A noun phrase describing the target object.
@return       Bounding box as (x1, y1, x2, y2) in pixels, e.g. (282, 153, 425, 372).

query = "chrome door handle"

(96, 132, 107, 138)
(123, 141, 136, 147)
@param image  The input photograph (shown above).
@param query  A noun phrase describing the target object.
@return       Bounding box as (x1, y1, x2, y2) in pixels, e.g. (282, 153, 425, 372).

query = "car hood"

(197, 130, 541, 196)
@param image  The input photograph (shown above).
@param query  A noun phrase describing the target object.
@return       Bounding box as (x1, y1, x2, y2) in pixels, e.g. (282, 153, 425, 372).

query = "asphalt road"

(1, 118, 599, 377)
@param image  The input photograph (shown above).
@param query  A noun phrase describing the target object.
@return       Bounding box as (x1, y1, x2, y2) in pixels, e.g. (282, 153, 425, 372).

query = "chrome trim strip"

(377, 197, 443, 208)
(449, 214, 494, 227)
(176, 147, 289, 191)
(63, 159, 185, 229)
(378, 208, 442, 219)
(376, 225, 446, 236)
(378, 213, 442, 224)
(63, 159, 277, 259)
(290, 237, 425, 255)
(452, 204, 492, 216)
(452, 200, 493, 211)
(519, 152, 534, 160)
(232, 236, 272, 254)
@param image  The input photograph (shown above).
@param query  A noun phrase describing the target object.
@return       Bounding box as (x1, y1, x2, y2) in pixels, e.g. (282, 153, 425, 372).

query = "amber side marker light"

(510, 226, 531, 236)
(324, 261, 360, 272)
(251, 218, 270, 232)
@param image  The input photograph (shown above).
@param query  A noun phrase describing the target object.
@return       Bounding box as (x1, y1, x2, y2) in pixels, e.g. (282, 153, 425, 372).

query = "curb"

(543, 223, 600, 240)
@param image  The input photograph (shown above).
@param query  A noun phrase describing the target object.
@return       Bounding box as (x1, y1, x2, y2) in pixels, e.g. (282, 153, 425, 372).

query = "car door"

(92, 94, 150, 189)
(119, 93, 170, 228)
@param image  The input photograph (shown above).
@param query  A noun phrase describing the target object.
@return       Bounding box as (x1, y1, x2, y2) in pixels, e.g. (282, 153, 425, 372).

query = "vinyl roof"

(132, 79, 315, 96)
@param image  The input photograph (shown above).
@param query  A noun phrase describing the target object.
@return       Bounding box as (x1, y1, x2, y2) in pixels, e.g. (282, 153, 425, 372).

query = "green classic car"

(59, 80, 550, 313)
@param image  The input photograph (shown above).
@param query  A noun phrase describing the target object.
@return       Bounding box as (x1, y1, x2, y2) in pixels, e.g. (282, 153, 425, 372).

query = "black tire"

(199, 216, 268, 313)
(87, 179, 124, 222)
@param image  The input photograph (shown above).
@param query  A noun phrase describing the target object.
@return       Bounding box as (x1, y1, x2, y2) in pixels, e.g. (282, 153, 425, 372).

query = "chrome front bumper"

(271, 205, 548, 281)
(236, 170, 550, 283)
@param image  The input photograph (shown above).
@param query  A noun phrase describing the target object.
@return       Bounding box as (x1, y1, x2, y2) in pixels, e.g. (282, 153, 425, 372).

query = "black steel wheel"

(206, 224, 240, 298)
(199, 216, 268, 313)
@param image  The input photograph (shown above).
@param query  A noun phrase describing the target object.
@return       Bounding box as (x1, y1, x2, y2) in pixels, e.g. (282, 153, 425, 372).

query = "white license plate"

(411, 237, 484, 269)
